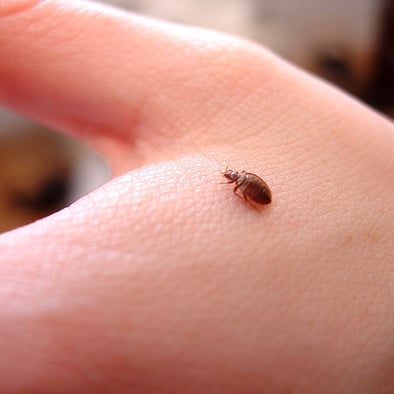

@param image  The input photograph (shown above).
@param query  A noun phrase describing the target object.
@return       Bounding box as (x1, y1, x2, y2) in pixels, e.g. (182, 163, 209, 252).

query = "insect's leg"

(233, 188, 243, 199)
(232, 185, 245, 201)
(234, 188, 258, 210)
(241, 190, 261, 213)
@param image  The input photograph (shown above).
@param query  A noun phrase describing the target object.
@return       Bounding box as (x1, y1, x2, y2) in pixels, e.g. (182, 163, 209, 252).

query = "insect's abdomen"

(243, 174, 272, 204)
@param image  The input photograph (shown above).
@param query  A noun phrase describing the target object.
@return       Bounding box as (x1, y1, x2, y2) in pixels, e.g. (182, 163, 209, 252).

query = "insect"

(222, 167, 272, 208)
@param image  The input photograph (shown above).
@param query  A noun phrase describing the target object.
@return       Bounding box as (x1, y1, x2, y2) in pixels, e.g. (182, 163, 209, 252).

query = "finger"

(0, 0, 276, 145)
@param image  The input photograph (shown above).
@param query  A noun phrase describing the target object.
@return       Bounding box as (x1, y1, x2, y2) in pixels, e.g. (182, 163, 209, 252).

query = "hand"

(0, 1, 393, 392)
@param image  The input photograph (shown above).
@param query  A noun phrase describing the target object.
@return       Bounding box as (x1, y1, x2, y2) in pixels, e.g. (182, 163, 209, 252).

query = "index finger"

(0, 0, 279, 144)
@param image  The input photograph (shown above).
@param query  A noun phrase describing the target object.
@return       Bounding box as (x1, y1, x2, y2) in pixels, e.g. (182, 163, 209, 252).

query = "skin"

(0, 0, 393, 392)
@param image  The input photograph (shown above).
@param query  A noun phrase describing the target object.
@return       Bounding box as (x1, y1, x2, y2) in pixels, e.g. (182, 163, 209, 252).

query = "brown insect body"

(223, 168, 272, 206)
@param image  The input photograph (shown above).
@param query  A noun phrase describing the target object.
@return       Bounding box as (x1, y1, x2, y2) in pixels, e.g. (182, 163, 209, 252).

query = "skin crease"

(0, 0, 394, 393)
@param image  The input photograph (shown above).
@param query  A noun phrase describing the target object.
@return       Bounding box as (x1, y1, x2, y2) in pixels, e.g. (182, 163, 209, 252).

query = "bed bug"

(222, 167, 272, 208)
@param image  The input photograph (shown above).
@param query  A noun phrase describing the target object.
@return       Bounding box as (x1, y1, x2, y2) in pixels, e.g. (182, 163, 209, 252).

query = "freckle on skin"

(0, 0, 43, 17)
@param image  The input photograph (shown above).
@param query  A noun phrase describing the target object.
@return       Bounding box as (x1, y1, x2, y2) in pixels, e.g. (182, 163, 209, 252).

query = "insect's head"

(222, 167, 238, 182)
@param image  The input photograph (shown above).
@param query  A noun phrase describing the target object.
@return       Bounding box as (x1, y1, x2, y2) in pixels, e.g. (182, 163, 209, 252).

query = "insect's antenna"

(220, 165, 229, 175)
(219, 165, 227, 184)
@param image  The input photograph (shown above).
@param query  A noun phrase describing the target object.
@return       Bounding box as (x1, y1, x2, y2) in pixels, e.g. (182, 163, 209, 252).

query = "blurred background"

(0, 0, 393, 233)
